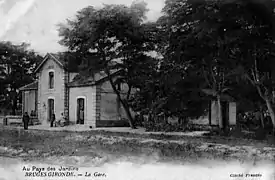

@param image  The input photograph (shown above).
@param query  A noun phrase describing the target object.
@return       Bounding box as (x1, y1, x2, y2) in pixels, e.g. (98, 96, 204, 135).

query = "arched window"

(49, 71, 54, 89)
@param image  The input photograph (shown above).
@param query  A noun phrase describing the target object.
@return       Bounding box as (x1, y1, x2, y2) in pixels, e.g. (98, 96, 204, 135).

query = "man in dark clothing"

(22, 112, 30, 130)
(50, 113, 56, 127)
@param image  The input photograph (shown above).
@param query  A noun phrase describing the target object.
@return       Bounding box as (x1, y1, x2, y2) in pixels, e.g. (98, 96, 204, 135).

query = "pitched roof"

(34, 53, 65, 73)
(49, 53, 66, 66)
(19, 81, 38, 91)
(68, 70, 122, 88)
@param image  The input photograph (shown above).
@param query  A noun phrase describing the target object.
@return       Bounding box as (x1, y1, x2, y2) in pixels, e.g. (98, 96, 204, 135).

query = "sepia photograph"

(0, 0, 275, 179)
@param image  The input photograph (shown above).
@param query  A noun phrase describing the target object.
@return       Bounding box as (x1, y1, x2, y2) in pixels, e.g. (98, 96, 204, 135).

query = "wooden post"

(22, 91, 25, 115)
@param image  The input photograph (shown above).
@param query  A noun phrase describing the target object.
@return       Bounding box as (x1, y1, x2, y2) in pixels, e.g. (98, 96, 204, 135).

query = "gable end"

(34, 53, 65, 73)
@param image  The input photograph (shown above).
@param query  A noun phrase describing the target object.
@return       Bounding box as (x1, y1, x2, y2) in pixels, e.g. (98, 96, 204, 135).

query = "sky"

(0, 0, 164, 55)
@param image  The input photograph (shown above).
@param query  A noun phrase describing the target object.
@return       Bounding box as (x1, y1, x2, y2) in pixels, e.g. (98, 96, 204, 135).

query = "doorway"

(221, 101, 229, 129)
(77, 98, 85, 124)
(48, 98, 54, 122)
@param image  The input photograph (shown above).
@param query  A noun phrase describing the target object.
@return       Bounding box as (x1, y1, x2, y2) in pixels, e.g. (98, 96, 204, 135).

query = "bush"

(144, 121, 187, 132)
(255, 127, 267, 140)
(96, 120, 130, 127)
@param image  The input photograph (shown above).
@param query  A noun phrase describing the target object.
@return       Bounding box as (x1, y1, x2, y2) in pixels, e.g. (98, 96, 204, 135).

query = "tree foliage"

(0, 41, 42, 114)
(157, 0, 275, 131)
(58, 1, 156, 128)
(56, 0, 275, 132)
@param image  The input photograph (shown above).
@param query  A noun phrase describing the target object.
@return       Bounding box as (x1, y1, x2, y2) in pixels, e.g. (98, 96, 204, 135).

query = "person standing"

(50, 113, 56, 127)
(22, 112, 30, 130)
(79, 110, 84, 124)
(30, 110, 34, 117)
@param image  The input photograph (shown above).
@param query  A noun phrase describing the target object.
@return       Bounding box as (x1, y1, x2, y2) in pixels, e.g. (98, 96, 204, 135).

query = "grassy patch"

(0, 126, 274, 164)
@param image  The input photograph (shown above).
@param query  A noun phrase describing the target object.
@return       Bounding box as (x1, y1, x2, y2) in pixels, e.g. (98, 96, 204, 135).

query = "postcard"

(0, 0, 274, 179)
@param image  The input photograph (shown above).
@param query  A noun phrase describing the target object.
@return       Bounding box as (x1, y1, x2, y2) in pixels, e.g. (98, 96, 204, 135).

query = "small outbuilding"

(209, 94, 237, 128)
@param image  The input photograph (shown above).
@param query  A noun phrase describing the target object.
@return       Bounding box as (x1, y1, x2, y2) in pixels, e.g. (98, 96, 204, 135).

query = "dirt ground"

(0, 126, 274, 180)
(0, 126, 274, 161)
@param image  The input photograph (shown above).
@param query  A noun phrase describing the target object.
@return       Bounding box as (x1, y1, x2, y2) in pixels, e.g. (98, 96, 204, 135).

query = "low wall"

(2, 116, 40, 126)
(3, 116, 22, 125)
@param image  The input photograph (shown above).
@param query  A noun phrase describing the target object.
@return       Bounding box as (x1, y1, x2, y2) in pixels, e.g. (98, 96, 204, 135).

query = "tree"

(161, 0, 275, 131)
(0, 41, 42, 114)
(127, 0, 217, 129)
(58, 1, 154, 128)
(160, 0, 237, 129)
(222, 0, 275, 131)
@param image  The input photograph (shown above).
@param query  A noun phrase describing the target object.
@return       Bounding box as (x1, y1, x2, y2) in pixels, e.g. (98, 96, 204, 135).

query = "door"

(48, 99, 54, 122)
(77, 98, 85, 124)
(221, 101, 229, 129)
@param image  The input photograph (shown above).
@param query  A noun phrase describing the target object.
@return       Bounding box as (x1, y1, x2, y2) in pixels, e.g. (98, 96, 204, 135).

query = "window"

(49, 71, 54, 89)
